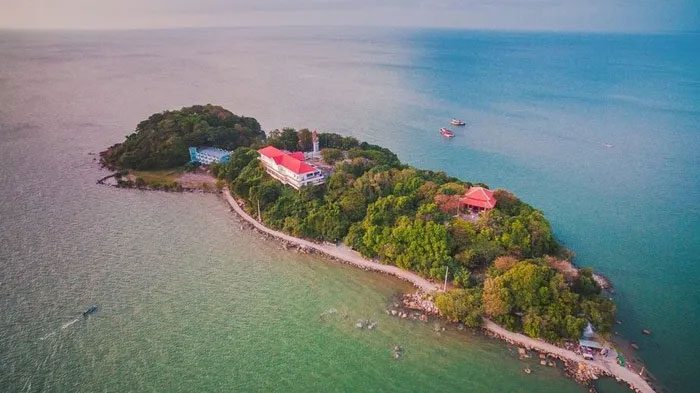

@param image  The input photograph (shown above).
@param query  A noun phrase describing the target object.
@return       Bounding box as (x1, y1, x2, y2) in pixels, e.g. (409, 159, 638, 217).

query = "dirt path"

(483, 320, 655, 393)
(223, 189, 439, 293)
(222, 188, 655, 393)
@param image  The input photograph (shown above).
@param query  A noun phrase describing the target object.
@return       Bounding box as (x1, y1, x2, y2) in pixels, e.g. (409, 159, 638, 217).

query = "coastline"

(221, 188, 655, 393)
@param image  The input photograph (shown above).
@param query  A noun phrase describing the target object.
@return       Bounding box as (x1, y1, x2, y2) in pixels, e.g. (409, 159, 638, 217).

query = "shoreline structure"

(222, 188, 655, 393)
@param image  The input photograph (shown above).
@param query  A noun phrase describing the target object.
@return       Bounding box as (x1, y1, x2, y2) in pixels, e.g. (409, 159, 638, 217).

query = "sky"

(0, 0, 698, 32)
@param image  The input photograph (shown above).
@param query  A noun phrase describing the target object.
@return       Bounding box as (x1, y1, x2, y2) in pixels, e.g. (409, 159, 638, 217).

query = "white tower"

(312, 130, 319, 158)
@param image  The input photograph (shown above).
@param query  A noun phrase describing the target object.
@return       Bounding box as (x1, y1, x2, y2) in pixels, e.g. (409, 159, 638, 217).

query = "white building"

(257, 145, 325, 189)
(189, 147, 231, 165)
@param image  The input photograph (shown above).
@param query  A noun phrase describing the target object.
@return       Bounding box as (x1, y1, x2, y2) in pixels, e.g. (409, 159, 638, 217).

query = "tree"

(493, 256, 518, 271)
(321, 148, 344, 164)
(338, 189, 367, 221)
(298, 128, 313, 151)
(449, 218, 477, 251)
(381, 217, 452, 279)
(221, 147, 258, 182)
(572, 268, 601, 297)
(100, 105, 264, 170)
(493, 189, 521, 215)
(303, 203, 350, 241)
(438, 182, 466, 195)
(231, 160, 265, 199)
(435, 289, 483, 327)
(278, 127, 300, 151)
(483, 276, 509, 318)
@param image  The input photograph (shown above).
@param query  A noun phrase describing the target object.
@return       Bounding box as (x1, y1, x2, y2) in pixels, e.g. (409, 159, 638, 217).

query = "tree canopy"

(101, 106, 615, 342)
(100, 104, 265, 170)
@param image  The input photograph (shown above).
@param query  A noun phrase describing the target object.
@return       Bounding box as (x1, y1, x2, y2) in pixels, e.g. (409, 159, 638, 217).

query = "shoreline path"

(222, 189, 654, 393)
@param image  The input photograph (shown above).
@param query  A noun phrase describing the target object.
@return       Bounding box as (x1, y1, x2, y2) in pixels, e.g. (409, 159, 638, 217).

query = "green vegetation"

(482, 259, 615, 341)
(104, 106, 615, 343)
(220, 126, 615, 343)
(100, 104, 265, 170)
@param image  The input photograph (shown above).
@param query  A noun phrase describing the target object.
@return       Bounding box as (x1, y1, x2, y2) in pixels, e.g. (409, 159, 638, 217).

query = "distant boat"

(82, 305, 99, 318)
(439, 128, 455, 138)
(450, 118, 466, 126)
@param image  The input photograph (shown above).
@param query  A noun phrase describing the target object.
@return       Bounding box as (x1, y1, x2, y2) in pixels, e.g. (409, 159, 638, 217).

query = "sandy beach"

(222, 188, 655, 393)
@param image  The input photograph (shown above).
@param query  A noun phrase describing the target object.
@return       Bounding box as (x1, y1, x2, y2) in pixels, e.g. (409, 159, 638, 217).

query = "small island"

(100, 105, 654, 393)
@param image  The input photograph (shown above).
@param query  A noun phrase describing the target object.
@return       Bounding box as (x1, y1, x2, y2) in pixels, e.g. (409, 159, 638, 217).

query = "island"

(100, 105, 655, 393)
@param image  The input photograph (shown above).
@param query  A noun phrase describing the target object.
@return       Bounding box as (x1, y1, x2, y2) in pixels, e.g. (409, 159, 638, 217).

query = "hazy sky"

(1, 0, 698, 32)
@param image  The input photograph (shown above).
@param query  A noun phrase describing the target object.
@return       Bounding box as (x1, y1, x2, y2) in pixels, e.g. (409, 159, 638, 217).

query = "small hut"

(460, 187, 497, 212)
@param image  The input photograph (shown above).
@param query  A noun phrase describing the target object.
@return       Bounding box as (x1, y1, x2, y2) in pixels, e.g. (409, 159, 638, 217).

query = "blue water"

(290, 28, 700, 391)
(372, 30, 700, 392)
(1, 27, 698, 392)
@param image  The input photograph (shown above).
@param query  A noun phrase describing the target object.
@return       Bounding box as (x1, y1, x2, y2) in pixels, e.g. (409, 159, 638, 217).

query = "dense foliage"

(101, 106, 615, 342)
(482, 259, 615, 341)
(218, 127, 615, 343)
(101, 105, 265, 170)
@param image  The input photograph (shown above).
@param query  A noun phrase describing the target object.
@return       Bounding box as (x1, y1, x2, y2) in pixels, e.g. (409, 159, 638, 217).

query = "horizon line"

(0, 24, 697, 36)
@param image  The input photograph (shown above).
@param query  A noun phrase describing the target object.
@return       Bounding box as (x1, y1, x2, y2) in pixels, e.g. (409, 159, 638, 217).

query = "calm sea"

(1, 27, 697, 392)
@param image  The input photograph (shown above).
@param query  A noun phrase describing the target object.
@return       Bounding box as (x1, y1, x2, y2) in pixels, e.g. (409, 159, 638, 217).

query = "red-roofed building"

(257, 145, 325, 189)
(460, 187, 497, 211)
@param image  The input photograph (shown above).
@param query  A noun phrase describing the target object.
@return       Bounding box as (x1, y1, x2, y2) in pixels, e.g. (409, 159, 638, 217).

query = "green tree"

(278, 127, 300, 151)
(321, 148, 344, 164)
(298, 128, 313, 151)
(101, 105, 264, 170)
(435, 288, 483, 327)
(221, 147, 258, 182)
(338, 189, 367, 221)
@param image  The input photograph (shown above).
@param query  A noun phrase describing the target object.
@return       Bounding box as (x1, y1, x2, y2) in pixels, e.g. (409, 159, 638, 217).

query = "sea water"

(1, 27, 697, 392)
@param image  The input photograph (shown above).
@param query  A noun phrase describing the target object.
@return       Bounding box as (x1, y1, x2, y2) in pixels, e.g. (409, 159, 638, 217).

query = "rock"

(540, 360, 547, 366)
(518, 348, 527, 356)
(539, 354, 546, 359)
(548, 361, 556, 367)
(355, 320, 365, 329)
(391, 310, 397, 316)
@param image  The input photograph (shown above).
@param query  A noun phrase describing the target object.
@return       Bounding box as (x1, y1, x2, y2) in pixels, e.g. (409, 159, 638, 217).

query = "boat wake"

(38, 331, 56, 341)
(61, 318, 80, 329)
(38, 306, 99, 341)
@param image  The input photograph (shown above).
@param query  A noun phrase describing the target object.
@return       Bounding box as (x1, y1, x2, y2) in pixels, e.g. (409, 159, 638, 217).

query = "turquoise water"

(1, 28, 698, 392)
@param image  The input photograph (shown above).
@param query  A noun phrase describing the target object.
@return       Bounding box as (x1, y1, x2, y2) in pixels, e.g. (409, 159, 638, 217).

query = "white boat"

(439, 128, 455, 138)
(450, 118, 466, 126)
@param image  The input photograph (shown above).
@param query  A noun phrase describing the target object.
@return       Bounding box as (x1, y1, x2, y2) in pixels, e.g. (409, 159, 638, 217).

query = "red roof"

(258, 146, 317, 175)
(289, 151, 305, 161)
(258, 145, 285, 159)
(460, 187, 497, 209)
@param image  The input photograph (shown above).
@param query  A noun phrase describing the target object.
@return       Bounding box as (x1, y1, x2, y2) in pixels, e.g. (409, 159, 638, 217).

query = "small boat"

(82, 305, 99, 318)
(450, 118, 466, 126)
(439, 128, 455, 138)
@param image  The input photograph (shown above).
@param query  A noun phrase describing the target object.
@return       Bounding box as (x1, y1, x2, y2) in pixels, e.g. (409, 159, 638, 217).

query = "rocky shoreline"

(98, 182, 653, 393)
(219, 189, 656, 393)
(97, 171, 219, 193)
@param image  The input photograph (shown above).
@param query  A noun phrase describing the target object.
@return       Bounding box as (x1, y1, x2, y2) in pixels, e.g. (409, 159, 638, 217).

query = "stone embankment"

(221, 188, 655, 393)
(222, 189, 439, 293)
